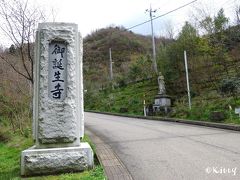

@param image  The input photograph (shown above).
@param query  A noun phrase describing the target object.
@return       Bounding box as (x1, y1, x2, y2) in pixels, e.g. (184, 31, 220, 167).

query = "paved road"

(85, 112, 240, 180)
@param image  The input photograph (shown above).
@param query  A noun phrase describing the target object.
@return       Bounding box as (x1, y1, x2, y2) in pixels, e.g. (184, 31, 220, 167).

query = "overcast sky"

(0, 0, 239, 47)
(39, 0, 238, 35)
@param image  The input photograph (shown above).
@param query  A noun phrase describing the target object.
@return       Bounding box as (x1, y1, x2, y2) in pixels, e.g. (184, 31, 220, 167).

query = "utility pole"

(184, 50, 191, 110)
(146, 5, 158, 74)
(109, 48, 113, 80)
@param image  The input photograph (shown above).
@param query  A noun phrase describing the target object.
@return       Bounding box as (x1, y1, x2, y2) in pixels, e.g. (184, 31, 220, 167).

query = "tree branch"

(0, 55, 32, 82)
(19, 46, 32, 82)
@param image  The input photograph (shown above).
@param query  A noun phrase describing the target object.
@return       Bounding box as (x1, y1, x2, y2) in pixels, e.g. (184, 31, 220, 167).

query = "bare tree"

(235, 4, 240, 25)
(0, 0, 45, 84)
(189, 2, 215, 35)
(163, 20, 175, 39)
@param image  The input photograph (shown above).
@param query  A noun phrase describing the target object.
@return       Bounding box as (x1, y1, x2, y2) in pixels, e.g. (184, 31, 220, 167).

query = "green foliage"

(0, 132, 105, 180)
(0, 143, 20, 180)
(85, 79, 240, 125)
(0, 128, 11, 143)
(85, 80, 158, 115)
(0, 87, 105, 179)
(220, 77, 240, 95)
(157, 21, 206, 94)
(200, 8, 229, 34)
(84, 90, 101, 110)
(178, 22, 198, 45)
(128, 55, 153, 82)
(0, 89, 31, 135)
(173, 91, 240, 124)
(83, 15, 239, 100)
(0, 132, 33, 180)
(200, 16, 214, 34)
(214, 8, 229, 33)
(83, 26, 153, 89)
(157, 15, 240, 96)
(115, 75, 127, 88)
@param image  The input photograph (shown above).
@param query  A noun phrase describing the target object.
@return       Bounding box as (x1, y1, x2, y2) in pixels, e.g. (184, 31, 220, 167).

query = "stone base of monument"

(21, 143, 93, 176)
(153, 94, 171, 114)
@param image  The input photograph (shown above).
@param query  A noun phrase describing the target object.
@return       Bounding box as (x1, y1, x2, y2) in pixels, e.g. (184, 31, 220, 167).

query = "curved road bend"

(85, 112, 240, 180)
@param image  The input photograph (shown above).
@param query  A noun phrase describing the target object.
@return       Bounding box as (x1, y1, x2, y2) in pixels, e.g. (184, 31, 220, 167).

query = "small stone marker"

(21, 23, 93, 176)
(235, 107, 240, 117)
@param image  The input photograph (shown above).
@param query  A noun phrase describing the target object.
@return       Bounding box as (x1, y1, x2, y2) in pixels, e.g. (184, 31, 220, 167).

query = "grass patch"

(20, 166, 104, 180)
(85, 79, 158, 115)
(0, 132, 33, 180)
(172, 93, 240, 124)
(0, 132, 105, 180)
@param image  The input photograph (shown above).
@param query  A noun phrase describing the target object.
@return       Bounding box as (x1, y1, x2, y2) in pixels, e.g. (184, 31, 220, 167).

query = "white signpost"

(235, 107, 240, 117)
(21, 23, 93, 176)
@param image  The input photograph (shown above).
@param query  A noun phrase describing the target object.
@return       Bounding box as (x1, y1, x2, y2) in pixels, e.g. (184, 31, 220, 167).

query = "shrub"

(219, 77, 240, 95)
(209, 111, 225, 122)
(0, 129, 11, 143)
(115, 75, 127, 88)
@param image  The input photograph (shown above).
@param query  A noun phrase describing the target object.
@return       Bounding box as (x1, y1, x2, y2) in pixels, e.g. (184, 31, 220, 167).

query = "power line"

(219, 0, 237, 8)
(126, 0, 198, 30)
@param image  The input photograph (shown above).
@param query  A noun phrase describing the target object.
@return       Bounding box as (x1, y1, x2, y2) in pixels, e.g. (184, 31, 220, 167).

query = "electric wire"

(126, 0, 198, 30)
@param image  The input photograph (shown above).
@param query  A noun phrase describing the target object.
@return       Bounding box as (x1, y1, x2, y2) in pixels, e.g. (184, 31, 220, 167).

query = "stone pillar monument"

(153, 72, 171, 114)
(157, 73, 166, 95)
(21, 23, 93, 176)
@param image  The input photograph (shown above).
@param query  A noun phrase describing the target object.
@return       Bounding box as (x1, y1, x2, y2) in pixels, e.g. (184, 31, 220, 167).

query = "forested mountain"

(83, 26, 149, 90)
(83, 26, 171, 90)
(83, 22, 240, 98)
(83, 23, 240, 124)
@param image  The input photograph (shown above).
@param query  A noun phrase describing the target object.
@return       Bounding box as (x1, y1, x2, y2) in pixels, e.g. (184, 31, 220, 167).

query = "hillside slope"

(84, 79, 240, 125)
(83, 26, 159, 90)
(83, 24, 240, 126)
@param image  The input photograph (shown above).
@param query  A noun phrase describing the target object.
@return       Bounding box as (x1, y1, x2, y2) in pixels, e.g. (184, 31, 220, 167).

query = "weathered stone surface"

(21, 143, 93, 176)
(21, 23, 93, 177)
(33, 23, 82, 146)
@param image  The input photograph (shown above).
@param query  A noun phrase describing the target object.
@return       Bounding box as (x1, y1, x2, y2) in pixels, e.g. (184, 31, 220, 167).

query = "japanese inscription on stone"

(48, 42, 67, 100)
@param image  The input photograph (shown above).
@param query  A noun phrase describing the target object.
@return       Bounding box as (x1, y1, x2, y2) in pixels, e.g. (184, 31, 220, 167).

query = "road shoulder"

(85, 129, 133, 180)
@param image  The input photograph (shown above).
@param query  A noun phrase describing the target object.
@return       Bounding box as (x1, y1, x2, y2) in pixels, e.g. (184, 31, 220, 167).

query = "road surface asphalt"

(85, 112, 240, 180)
